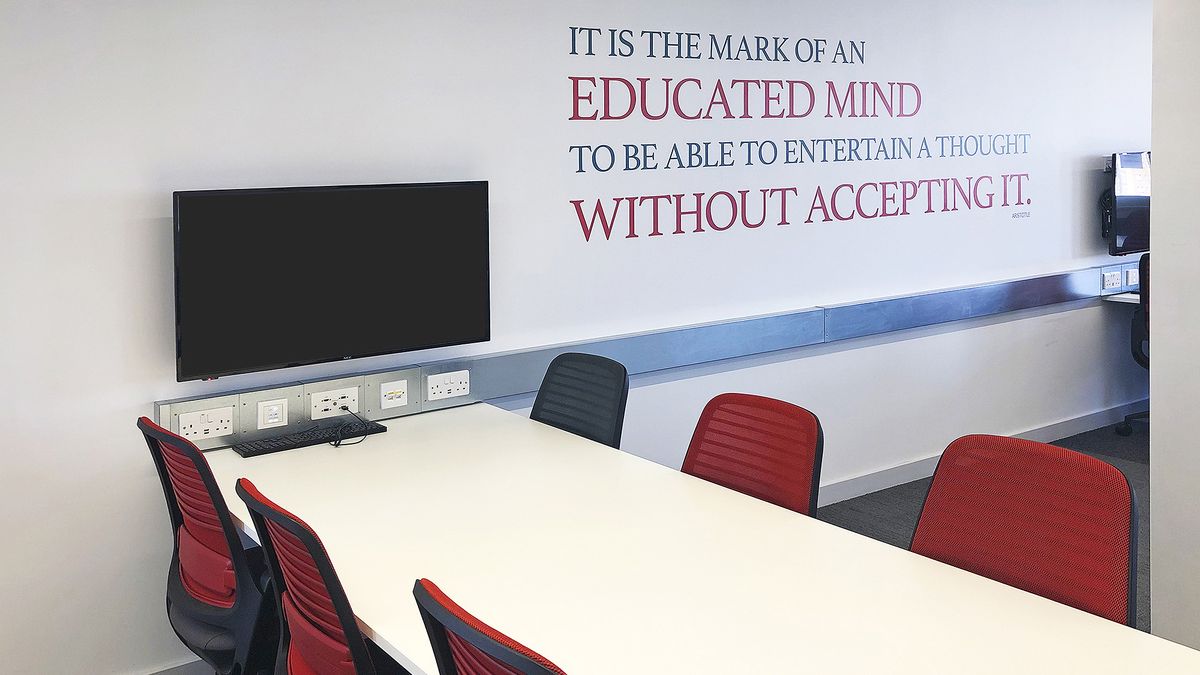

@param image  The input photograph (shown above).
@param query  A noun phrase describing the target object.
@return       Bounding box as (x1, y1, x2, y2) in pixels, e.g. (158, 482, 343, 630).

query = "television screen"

(174, 181, 489, 381)
(1109, 152, 1150, 256)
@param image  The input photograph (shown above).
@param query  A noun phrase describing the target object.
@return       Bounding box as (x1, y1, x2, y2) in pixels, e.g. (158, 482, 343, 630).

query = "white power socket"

(179, 406, 235, 440)
(310, 386, 360, 420)
(427, 370, 470, 401)
(380, 379, 409, 410)
(1102, 271, 1123, 290)
(1125, 268, 1140, 287)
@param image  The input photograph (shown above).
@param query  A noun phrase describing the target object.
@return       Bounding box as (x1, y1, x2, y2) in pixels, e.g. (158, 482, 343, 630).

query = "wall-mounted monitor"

(1102, 152, 1150, 256)
(174, 181, 489, 381)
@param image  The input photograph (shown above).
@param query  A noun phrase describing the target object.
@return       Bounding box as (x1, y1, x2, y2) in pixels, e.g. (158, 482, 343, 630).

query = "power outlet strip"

(427, 370, 470, 401)
(310, 386, 360, 420)
(179, 406, 235, 440)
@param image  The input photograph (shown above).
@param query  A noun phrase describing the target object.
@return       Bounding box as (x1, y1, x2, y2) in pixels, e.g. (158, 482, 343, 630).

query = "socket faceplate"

(310, 386, 360, 420)
(427, 369, 470, 401)
(178, 406, 235, 440)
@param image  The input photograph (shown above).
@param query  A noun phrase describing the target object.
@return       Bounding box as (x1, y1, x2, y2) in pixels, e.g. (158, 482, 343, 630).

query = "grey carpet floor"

(816, 422, 1151, 631)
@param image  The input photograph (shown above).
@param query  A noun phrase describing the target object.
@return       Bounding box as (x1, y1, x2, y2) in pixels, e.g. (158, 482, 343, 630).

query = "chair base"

(1115, 410, 1149, 436)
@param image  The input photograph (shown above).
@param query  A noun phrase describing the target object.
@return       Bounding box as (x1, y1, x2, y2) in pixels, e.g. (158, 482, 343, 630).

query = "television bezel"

(172, 180, 490, 381)
(1107, 152, 1150, 257)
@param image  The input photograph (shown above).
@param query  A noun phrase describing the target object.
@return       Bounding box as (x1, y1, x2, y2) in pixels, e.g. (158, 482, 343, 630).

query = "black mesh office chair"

(530, 352, 629, 448)
(1117, 252, 1149, 436)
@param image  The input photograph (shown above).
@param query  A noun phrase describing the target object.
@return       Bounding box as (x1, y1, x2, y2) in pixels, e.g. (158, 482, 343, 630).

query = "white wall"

(1151, 0, 1200, 649)
(524, 303, 1149, 484)
(0, 2, 1149, 673)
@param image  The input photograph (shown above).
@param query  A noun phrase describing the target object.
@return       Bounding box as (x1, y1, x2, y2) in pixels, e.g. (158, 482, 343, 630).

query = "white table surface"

(1104, 292, 1142, 304)
(205, 403, 1200, 674)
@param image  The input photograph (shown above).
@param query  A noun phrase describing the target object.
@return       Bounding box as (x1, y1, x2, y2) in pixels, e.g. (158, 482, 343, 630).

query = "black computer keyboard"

(232, 419, 388, 458)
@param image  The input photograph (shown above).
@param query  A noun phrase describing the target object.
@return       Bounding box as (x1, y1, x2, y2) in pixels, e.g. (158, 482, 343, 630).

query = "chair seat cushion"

(168, 601, 236, 669)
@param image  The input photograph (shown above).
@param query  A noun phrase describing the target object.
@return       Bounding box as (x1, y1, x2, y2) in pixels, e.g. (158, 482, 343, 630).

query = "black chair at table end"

(1117, 252, 1149, 436)
(530, 352, 629, 448)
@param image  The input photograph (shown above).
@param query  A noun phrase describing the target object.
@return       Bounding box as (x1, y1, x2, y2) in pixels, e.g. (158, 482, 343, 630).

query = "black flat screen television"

(1105, 152, 1151, 256)
(174, 181, 489, 381)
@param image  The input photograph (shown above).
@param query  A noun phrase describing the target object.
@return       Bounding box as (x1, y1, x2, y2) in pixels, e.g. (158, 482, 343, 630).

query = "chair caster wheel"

(1115, 422, 1134, 437)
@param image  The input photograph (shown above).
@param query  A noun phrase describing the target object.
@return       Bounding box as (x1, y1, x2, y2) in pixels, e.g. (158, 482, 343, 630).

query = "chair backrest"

(1140, 252, 1150, 328)
(236, 478, 375, 675)
(529, 352, 629, 448)
(911, 434, 1136, 625)
(139, 416, 248, 608)
(413, 578, 566, 675)
(1129, 252, 1150, 369)
(681, 393, 823, 514)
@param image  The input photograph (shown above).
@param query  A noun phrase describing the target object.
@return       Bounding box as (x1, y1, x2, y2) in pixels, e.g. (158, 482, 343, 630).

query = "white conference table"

(1104, 292, 1142, 304)
(206, 403, 1200, 674)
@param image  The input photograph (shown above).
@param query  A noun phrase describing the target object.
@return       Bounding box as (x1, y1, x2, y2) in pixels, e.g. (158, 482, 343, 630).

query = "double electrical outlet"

(426, 369, 470, 401)
(1103, 270, 1138, 290)
(178, 406, 235, 440)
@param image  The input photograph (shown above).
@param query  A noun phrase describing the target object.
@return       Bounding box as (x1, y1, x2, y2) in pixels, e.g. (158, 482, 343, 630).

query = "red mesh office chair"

(911, 434, 1137, 625)
(413, 578, 566, 675)
(236, 479, 406, 675)
(138, 417, 277, 675)
(681, 393, 824, 514)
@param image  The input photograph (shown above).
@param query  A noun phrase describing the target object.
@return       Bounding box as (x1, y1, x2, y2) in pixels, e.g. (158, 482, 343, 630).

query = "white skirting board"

(815, 398, 1150, 507)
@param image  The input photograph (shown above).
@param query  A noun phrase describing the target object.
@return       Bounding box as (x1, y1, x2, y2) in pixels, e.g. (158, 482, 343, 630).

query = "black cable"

(329, 405, 371, 447)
